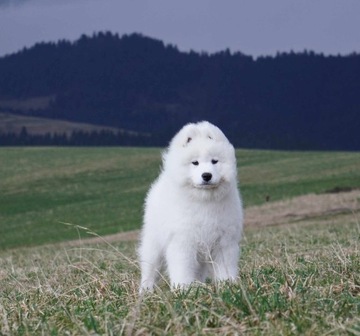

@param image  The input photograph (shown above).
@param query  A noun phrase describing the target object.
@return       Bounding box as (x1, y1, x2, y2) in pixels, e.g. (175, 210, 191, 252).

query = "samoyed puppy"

(139, 121, 243, 291)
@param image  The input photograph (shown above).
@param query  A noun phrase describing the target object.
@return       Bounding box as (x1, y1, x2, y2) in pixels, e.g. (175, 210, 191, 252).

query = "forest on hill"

(0, 32, 359, 149)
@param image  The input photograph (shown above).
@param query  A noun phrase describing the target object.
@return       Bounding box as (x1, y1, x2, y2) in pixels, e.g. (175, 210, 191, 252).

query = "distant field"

(0, 147, 359, 250)
(0, 112, 128, 136)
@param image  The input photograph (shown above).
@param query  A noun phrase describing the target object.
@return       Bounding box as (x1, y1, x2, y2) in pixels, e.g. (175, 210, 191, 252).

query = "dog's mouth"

(193, 182, 219, 190)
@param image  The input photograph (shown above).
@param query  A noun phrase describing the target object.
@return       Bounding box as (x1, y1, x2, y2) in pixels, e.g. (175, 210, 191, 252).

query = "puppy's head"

(163, 121, 238, 201)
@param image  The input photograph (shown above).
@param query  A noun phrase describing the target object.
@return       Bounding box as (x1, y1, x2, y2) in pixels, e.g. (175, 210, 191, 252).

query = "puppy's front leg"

(212, 242, 239, 281)
(166, 240, 199, 288)
(139, 239, 163, 292)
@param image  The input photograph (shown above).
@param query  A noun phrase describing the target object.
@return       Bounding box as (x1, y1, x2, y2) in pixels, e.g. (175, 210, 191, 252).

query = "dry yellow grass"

(1, 199, 359, 335)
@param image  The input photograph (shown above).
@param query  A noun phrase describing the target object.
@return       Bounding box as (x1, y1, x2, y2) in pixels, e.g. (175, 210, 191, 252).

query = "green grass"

(0, 217, 359, 335)
(1, 147, 360, 249)
(0, 147, 161, 249)
(238, 150, 360, 206)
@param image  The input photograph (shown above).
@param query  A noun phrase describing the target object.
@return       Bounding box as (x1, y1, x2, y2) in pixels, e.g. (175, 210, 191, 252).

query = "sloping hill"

(0, 112, 126, 135)
(0, 112, 151, 145)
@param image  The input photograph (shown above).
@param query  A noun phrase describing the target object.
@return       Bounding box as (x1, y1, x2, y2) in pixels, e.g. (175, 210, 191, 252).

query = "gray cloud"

(0, 0, 359, 57)
(0, 0, 74, 7)
(0, 0, 27, 6)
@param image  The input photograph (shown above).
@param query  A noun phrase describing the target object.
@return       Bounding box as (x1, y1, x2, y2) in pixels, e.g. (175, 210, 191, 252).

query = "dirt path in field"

(245, 189, 359, 227)
(59, 230, 140, 247)
(60, 190, 359, 247)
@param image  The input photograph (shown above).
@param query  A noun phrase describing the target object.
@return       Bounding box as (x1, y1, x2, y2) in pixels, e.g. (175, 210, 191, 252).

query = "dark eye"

(211, 159, 218, 164)
(192, 161, 199, 166)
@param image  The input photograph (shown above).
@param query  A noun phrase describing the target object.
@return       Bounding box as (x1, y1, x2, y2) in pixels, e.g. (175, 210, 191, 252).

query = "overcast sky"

(0, 0, 359, 58)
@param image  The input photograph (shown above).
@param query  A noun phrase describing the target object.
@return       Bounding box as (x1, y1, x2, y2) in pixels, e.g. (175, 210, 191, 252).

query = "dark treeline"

(0, 32, 359, 150)
(0, 127, 153, 146)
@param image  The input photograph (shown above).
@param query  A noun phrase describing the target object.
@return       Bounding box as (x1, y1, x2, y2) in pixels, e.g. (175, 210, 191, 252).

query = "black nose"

(202, 172, 212, 182)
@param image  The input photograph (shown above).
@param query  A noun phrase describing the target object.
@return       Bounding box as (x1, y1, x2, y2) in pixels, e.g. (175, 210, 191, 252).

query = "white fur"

(139, 121, 243, 291)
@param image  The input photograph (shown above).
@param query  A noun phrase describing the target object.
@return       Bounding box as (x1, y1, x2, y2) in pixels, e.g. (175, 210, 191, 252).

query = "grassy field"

(1, 147, 359, 249)
(0, 147, 159, 249)
(0, 147, 359, 334)
(0, 212, 359, 334)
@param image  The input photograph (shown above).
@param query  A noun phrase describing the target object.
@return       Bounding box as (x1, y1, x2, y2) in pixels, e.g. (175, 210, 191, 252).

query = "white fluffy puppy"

(139, 121, 243, 291)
